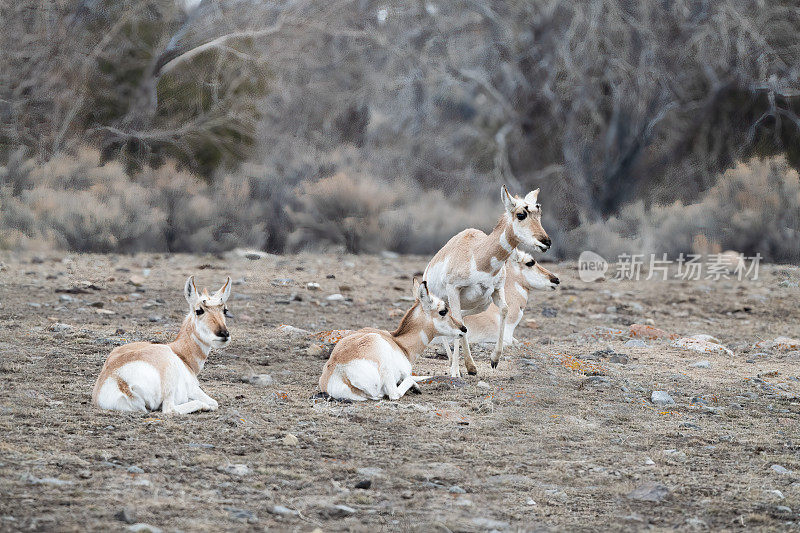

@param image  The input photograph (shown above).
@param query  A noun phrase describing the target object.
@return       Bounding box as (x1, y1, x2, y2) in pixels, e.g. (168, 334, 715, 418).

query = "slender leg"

(490, 288, 509, 369)
(445, 285, 464, 377)
(163, 398, 208, 415)
(191, 386, 218, 411)
(462, 336, 478, 375)
(393, 376, 419, 399)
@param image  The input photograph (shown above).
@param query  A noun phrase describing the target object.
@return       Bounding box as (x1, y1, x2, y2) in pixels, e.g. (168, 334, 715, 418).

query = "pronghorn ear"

(216, 276, 232, 303)
(524, 188, 540, 204)
(184, 276, 199, 306)
(417, 280, 434, 310)
(501, 185, 517, 213)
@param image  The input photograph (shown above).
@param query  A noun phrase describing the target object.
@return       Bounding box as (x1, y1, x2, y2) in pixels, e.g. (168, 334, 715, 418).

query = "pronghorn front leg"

(162, 397, 208, 415)
(461, 336, 478, 375)
(445, 285, 464, 377)
(489, 287, 509, 369)
(191, 386, 219, 411)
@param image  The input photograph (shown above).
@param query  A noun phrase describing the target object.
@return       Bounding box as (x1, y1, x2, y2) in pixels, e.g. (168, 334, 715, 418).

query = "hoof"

(490, 360, 498, 369)
(467, 369, 478, 376)
(410, 385, 422, 394)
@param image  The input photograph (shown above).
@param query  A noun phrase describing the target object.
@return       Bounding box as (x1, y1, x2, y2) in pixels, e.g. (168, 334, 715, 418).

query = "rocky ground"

(0, 251, 798, 532)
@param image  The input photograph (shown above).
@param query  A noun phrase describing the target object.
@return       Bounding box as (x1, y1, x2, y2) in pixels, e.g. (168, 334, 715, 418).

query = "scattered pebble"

(476, 381, 490, 390)
(115, 507, 136, 524)
(268, 505, 299, 517)
(126, 524, 162, 533)
(323, 504, 356, 518)
(651, 391, 675, 406)
(672, 337, 733, 356)
(48, 323, 73, 333)
(306, 282, 321, 290)
(305, 344, 328, 358)
(225, 507, 257, 523)
(541, 307, 558, 317)
(627, 482, 670, 502)
(354, 479, 371, 489)
(625, 339, 648, 348)
(326, 294, 345, 302)
(771, 464, 793, 475)
(690, 360, 711, 368)
(128, 275, 146, 287)
(218, 464, 250, 476)
(126, 466, 144, 474)
(448, 485, 466, 494)
(243, 374, 273, 386)
(283, 433, 299, 446)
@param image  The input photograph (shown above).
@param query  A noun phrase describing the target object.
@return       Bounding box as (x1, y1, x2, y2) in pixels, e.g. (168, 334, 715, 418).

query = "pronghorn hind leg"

(462, 337, 477, 375)
(490, 290, 509, 369)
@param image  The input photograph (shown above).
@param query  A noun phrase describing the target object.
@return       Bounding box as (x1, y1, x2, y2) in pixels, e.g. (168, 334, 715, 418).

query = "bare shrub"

(561, 157, 800, 262)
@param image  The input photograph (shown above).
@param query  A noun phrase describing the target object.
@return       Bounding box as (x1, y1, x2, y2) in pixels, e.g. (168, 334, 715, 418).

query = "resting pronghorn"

(92, 276, 232, 414)
(319, 280, 467, 401)
(424, 185, 550, 376)
(461, 251, 559, 346)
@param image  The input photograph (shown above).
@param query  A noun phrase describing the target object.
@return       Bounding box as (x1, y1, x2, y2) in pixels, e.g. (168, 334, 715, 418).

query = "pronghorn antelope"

(92, 276, 232, 414)
(461, 251, 559, 346)
(319, 279, 467, 401)
(424, 185, 550, 376)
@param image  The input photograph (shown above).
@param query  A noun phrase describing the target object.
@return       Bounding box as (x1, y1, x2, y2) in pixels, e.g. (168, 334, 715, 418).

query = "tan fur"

(427, 218, 519, 279)
(115, 375, 133, 399)
(465, 262, 558, 339)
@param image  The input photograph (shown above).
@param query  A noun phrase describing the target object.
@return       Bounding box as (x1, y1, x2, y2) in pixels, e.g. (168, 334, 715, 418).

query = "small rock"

(21, 474, 73, 486)
(765, 489, 785, 500)
(282, 433, 299, 446)
(326, 294, 345, 301)
(354, 479, 371, 489)
(690, 360, 711, 369)
(448, 485, 466, 494)
(218, 464, 250, 476)
(126, 525, 162, 533)
(243, 374, 273, 386)
(526, 499, 536, 506)
(48, 323, 73, 333)
(401, 490, 413, 499)
(323, 504, 356, 518)
(778, 280, 798, 288)
(689, 334, 722, 344)
(244, 252, 264, 260)
(126, 466, 144, 474)
(147, 315, 162, 323)
(276, 324, 311, 336)
(305, 344, 328, 358)
(627, 482, 670, 502)
(225, 507, 257, 522)
(771, 464, 793, 475)
(672, 337, 733, 356)
(609, 354, 629, 364)
(541, 307, 558, 318)
(268, 505, 299, 517)
(471, 517, 510, 530)
(625, 339, 648, 348)
(356, 467, 385, 478)
(776, 505, 792, 513)
(644, 457, 655, 466)
(651, 391, 675, 406)
(476, 381, 490, 390)
(115, 507, 136, 524)
(128, 275, 146, 287)
(306, 282, 321, 291)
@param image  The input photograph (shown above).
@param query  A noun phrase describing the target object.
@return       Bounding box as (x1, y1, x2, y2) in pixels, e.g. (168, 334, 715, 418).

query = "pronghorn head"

(512, 250, 560, 290)
(184, 275, 233, 348)
(501, 185, 551, 252)
(414, 278, 467, 338)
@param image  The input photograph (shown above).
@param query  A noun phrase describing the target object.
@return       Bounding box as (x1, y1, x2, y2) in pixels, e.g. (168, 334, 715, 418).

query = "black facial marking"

(516, 210, 527, 221)
(195, 308, 204, 316)
(525, 260, 535, 267)
(439, 308, 447, 316)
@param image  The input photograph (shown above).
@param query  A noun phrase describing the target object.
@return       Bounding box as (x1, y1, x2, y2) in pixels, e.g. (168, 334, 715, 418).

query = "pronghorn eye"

(516, 211, 527, 220)
(439, 308, 447, 316)
(525, 260, 535, 267)
(224, 308, 232, 317)
(195, 308, 204, 316)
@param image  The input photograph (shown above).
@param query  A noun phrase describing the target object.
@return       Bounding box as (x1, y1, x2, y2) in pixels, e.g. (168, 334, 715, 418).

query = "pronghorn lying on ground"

(424, 185, 551, 376)
(92, 276, 232, 414)
(461, 251, 559, 346)
(319, 280, 466, 401)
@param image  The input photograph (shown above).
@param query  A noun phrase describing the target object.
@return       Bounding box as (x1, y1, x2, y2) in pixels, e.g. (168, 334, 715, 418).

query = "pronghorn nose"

(218, 329, 230, 339)
(542, 237, 552, 248)
(552, 277, 560, 285)
(460, 325, 468, 333)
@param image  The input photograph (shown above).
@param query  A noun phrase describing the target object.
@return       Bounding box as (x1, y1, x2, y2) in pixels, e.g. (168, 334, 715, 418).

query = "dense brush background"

(1, 0, 799, 260)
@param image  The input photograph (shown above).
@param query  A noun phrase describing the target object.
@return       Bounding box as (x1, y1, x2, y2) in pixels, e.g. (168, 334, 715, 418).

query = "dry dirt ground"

(0, 251, 798, 532)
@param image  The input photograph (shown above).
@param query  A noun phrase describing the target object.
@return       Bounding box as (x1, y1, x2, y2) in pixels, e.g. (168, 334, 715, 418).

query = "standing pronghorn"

(424, 185, 551, 376)
(461, 251, 559, 346)
(319, 279, 467, 401)
(93, 276, 232, 414)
